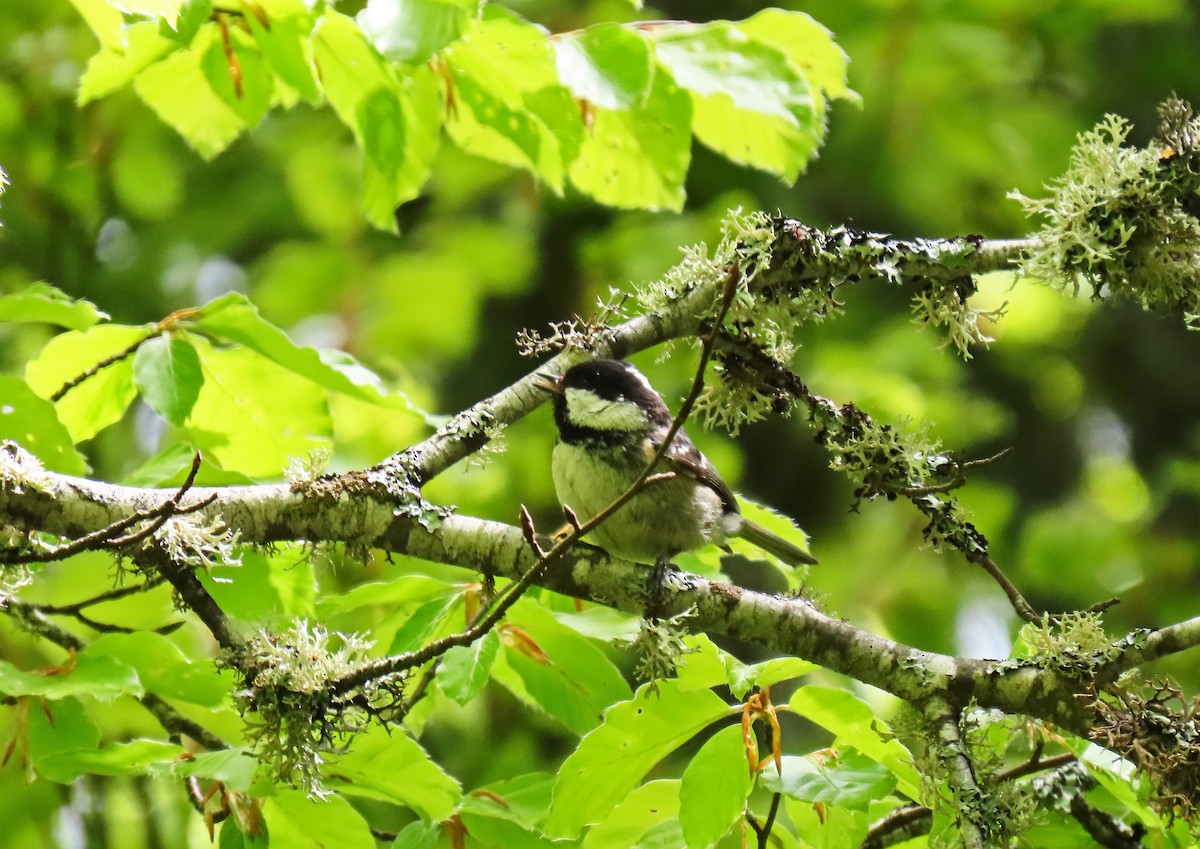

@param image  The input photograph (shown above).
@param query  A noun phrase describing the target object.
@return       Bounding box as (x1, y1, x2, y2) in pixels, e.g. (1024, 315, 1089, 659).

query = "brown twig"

(1, 455, 214, 565)
(50, 331, 162, 402)
(35, 576, 169, 614)
(860, 751, 1081, 849)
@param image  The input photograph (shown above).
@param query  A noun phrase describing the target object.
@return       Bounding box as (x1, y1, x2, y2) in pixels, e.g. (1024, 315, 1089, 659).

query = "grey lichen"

(365, 451, 453, 532)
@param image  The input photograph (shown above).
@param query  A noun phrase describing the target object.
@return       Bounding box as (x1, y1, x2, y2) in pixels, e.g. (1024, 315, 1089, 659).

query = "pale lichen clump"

(1012, 98, 1200, 326)
(233, 621, 388, 797)
(0, 441, 54, 494)
(153, 513, 242, 571)
(284, 447, 331, 484)
(1018, 612, 1120, 677)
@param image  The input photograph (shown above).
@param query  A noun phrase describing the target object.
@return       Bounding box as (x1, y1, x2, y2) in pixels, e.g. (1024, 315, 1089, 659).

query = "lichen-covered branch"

(924, 698, 988, 849)
(0, 449, 1161, 736)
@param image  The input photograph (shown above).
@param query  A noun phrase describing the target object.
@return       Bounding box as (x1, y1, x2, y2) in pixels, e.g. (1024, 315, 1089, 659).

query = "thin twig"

(50, 331, 161, 402)
(976, 555, 1040, 624)
(0, 455, 214, 566)
(758, 793, 781, 849)
(36, 576, 169, 614)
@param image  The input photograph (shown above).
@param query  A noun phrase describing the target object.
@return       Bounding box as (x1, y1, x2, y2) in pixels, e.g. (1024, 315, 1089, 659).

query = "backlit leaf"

(358, 0, 478, 65)
(546, 680, 731, 838)
(0, 376, 88, 474)
(132, 24, 246, 159)
(331, 726, 462, 820)
(25, 324, 146, 442)
(554, 23, 653, 110)
(184, 338, 332, 477)
(679, 725, 753, 849)
(0, 282, 108, 330)
(567, 69, 690, 211)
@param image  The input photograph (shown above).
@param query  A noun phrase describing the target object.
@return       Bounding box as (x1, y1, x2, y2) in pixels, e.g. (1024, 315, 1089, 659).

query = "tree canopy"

(2, 2, 1200, 848)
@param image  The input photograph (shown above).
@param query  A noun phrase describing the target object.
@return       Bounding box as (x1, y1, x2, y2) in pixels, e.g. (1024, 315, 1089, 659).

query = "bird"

(536, 358, 816, 568)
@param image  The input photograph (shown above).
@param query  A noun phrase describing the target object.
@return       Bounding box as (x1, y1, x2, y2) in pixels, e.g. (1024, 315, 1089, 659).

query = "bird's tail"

(735, 517, 818, 566)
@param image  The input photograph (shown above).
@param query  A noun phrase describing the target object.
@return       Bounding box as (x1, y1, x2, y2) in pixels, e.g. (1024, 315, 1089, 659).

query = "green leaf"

(674, 634, 815, 699)
(649, 21, 824, 181)
(219, 817, 269, 849)
(0, 282, 109, 330)
(116, 0, 186, 23)
(568, 69, 691, 211)
(37, 739, 184, 781)
(391, 821, 441, 849)
(28, 698, 101, 783)
(788, 686, 922, 801)
(184, 338, 332, 477)
(439, 629, 500, 706)
(727, 655, 816, 700)
(674, 634, 734, 692)
(263, 790, 375, 849)
(650, 21, 808, 122)
(78, 21, 181, 103)
(0, 654, 141, 701)
(737, 9, 855, 103)
(581, 779, 681, 849)
(761, 750, 897, 812)
(490, 598, 631, 735)
(459, 773, 558, 849)
(679, 725, 753, 849)
(313, 11, 441, 232)
(330, 726, 462, 820)
(785, 797, 870, 849)
(199, 26, 275, 126)
(245, 7, 321, 102)
(122, 441, 254, 487)
(132, 333, 204, 426)
(86, 632, 228, 708)
(546, 680, 732, 838)
(132, 25, 246, 159)
(25, 324, 146, 443)
(162, 0, 213, 45)
(358, 0, 478, 65)
(166, 748, 261, 792)
(443, 6, 580, 191)
(0, 376, 88, 474)
(314, 575, 460, 624)
(69, 0, 126, 47)
(460, 772, 554, 832)
(192, 292, 409, 406)
(553, 23, 653, 110)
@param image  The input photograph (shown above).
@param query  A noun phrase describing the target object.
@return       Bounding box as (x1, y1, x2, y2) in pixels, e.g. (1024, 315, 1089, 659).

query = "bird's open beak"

(533, 372, 563, 395)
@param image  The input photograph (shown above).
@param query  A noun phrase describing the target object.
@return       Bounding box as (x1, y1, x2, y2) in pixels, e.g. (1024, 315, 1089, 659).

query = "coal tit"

(537, 359, 816, 567)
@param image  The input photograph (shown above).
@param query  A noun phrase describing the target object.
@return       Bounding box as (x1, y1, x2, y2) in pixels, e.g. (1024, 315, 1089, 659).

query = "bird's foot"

(644, 555, 677, 620)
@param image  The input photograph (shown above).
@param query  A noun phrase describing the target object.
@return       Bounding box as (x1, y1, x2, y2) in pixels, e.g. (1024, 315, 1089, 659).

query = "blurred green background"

(2, 0, 1200, 841)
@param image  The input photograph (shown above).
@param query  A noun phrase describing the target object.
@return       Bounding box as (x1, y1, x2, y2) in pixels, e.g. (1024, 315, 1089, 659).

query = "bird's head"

(537, 359, 671, 441)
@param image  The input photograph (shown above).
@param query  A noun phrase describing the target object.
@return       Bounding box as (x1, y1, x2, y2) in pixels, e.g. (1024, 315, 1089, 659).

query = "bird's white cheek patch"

(565, 388, 646, 432)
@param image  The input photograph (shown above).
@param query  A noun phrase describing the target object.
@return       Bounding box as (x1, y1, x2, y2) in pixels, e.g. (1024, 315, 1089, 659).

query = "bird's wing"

(648, 426, 740, 515)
